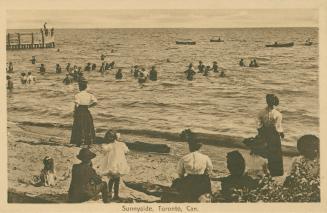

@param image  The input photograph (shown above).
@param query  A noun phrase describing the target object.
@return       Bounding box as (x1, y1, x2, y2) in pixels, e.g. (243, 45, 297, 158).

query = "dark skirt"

(260, 126, 283, 177)
(70, 105, 95, 146)
(171, 174, 211, 202)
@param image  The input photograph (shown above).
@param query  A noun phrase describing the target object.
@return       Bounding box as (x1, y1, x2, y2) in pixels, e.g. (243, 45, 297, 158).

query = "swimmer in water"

(184, 63, 196, 81)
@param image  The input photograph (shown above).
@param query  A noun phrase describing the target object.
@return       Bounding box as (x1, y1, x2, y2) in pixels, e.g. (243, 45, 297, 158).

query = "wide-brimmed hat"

(77, 148, 96, 161)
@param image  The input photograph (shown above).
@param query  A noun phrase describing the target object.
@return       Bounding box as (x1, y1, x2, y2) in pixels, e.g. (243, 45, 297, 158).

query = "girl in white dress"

(100, 130, 130, 200)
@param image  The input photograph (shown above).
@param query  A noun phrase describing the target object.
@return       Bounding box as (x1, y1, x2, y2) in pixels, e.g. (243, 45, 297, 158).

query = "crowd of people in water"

(6, 52, 266, 91)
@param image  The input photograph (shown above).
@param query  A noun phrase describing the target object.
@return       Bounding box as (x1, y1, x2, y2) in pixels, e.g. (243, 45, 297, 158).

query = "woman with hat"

(70, 81, 97, 147)
(257, 94, 284, 176)
(68, 148, 109, 203)
(172, 129, 213, 202)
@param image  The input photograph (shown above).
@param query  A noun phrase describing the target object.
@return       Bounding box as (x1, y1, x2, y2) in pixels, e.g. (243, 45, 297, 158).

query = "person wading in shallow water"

(70, 81, 97, 147)
(257, 94, 284, 177)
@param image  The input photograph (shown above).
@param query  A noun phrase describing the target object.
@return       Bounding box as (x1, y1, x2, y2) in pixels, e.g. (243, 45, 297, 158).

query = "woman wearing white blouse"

(70, 81, 97, 146)
(257, 94, 284, 176)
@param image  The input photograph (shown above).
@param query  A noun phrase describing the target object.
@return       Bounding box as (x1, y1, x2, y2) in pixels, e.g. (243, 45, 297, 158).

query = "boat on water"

(265, 42, 294, 47)
(210, 36, 224, 42)
(176, 39, 196, 45)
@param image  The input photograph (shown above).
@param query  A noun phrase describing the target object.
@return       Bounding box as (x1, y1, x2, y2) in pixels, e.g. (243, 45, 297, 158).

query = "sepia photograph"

(1, 0, 327, 212)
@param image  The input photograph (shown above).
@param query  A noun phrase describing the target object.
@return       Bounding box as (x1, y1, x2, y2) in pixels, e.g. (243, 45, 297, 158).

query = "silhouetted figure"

(185, 63, 196, 81)
(212, 61, 218, 72)
(149, 66, 158, 81)
(239, 58, 245, 67)
(84, 63, 91, 71)
(66, 63, 71, 72)
(198, 61, 205, 73)
(7, 76, 13, 91)
(31, 56, 36, 64)
(115, 69, 123, 80)
(203, 66, 210, 76)
(21, 72, 27, 84)
(91, 64, 96, 71)
(39, 64, 46, 75)
(56, 64, 62, 74)
(63, 74, 72, 85)
(101, 54, 105, 61)
(219, 70, 226, 77)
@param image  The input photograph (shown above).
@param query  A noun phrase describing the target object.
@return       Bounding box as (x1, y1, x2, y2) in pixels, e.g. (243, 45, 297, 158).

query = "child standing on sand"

(100, 130, 130, 200)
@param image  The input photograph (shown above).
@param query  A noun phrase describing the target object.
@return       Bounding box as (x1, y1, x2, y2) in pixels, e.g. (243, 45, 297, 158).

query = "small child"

(33, 156, 57, 187)
(100, 130, 130, 200)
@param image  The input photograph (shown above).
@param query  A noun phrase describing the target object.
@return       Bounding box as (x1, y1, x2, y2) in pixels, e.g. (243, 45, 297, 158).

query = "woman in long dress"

(257, 94, 284, 177)
(70, 81, 97, 147)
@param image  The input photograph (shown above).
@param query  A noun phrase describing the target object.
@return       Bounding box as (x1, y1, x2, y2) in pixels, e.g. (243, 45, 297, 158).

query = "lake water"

(6, 27, 319, 146)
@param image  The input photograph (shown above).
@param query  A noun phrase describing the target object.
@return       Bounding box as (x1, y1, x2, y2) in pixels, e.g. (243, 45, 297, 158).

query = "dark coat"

(68, 162, 103, 202)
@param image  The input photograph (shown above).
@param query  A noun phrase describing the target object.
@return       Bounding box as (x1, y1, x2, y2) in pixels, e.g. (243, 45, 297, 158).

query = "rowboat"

(265, 42, 294, 47)
(176, 39, 196, 45)
(210, 36, 224, 42)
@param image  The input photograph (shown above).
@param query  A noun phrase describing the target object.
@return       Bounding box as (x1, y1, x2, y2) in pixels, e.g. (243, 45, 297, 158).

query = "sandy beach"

(7, 120, 294, 203)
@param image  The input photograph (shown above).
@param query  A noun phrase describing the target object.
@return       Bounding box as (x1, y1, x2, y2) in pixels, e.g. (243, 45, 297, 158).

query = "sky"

(6, 9, 318, 29)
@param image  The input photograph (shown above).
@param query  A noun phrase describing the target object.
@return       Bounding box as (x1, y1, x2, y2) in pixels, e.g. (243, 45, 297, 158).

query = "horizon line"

(6, 26, 318, 30)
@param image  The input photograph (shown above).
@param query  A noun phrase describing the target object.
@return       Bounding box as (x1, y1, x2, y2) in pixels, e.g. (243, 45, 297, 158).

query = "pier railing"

(6, 30, 55, 50)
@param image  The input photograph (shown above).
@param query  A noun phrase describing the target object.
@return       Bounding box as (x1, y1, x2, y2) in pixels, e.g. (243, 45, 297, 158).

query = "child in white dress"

(100, 130, 130, 200)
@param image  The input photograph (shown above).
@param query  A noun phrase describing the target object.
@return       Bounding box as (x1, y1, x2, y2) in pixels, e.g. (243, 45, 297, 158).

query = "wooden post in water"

(41, 31, 44, 48)
(17, 33, 21, 49)
(31, 33, 34, 48)
(7, 33, 10, 49)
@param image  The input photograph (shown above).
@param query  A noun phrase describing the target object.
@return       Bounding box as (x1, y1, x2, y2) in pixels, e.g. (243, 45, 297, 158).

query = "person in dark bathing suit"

(185, 63, 196, 81)
(56, 64, 62, 74)
(239, 58, 245, 67)
(31, 56, 36, 64)
(63, 74, 72, 85)
(115, 69, 123, 80)
(212, 61, 218, 72)
(149, 66, 158, 81)
(203, 66, 210, 76)
(198, 61, 205, 73)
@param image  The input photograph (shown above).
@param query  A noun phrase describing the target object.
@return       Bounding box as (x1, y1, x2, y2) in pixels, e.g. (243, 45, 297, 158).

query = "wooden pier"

(6, 30, 55, 50)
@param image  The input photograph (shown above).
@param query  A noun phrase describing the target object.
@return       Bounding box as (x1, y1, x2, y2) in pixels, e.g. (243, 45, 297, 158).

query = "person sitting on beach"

(39, 64, 46, 74)
(92, 63, 96, 71)
(84, 63, 92, 72)
(31, 56, 36, 65)
(203, 66, 210, 76)
(7, 75, 14, 91)
(33, 156, 57, 187)
(115, 69, 123, 80)
(242, 137, 269, 180)
(284, 135, 319, 186)
(171, 129, 213, 202)
(27, 72, 36, 84)
(212, 61, 218, 73)
(220, 151, 257, 202)
(8, 62, 14, 73)
(184, 63, 196, 81)
(56, 64, 62, 74)
(63, 74, 72, 85)
(239, 58, 245, 67)
(100, 131, 130, 200)
(149, 66, 158, 81)
(21, 72, 27, 84)
(197, 61, 205, 73)
(70, 81, 97, 147)
(68, 148, 109, 203)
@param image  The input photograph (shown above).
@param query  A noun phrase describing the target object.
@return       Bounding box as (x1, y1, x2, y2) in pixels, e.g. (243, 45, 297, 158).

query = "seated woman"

(220, 151, 257, 202)
(242, 138, 269, 180)
(284, 135, 319, 188)
(68, 148, 109, 203)
(170, 129, 213, 202)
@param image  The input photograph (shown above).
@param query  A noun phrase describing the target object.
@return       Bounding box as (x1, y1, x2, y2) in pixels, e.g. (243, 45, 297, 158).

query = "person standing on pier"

(257, 94, 284, 177)
(70, 81, 97, 147)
